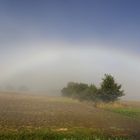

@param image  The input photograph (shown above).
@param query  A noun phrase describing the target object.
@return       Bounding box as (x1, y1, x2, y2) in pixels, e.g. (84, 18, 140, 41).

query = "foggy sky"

(0, 0, 140, 99)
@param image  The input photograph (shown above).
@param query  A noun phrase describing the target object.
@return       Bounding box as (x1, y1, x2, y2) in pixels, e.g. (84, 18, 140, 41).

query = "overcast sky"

(0, 0, 140, 99)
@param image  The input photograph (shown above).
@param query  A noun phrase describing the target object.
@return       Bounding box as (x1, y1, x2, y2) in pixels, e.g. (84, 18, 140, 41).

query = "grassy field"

(0, 92, 139, 140)
(96, 102, 140, 118)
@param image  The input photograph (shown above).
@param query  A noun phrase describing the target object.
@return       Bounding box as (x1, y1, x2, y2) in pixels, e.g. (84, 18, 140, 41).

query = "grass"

(0, 128, 132, 140)
(108, 108, 140, 118)
(97, 102, 140, 118)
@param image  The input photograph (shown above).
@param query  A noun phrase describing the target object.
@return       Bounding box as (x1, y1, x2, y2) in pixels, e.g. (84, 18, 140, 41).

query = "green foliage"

(0, 128, 131, 140)
(99, 74, 124, 102)
(61, 82, 98, 101)
(107, 107, 140, 118)
(61, 74, 124, 102)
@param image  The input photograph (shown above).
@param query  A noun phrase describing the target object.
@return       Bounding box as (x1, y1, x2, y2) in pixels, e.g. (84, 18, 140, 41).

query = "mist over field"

(0, 41, 139, 99)
(0, 0, 140, 100)
(0, 1, 140, 139)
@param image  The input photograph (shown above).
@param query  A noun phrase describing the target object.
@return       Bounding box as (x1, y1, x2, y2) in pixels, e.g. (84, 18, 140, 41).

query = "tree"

(80, 84, 98, 101)
(61, 82, 89, 99)
(99, 74, 124, 102)
(61, 74, 124, 103)
(61, 82, 98, 101)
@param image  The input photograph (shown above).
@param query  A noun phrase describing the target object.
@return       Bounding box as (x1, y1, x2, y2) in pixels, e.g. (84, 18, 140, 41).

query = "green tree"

(99, 74, 124, 102)
(61, 82, 98, 101)
(61, 82, 89, 99)
(61, 74, 124, 103)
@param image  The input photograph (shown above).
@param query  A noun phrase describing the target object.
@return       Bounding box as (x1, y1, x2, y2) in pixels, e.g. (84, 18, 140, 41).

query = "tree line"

(61, 74, 124, 102)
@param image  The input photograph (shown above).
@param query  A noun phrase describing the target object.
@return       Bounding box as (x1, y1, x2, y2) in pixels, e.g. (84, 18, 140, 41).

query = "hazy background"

(0, 0, 140, 99)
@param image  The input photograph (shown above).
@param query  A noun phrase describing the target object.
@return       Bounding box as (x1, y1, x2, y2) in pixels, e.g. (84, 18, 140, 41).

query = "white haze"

(0, 41, 140, 100)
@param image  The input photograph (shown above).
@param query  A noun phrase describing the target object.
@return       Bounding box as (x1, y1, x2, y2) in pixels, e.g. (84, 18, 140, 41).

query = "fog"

(0, 41, 139, 100)
(0, 0, 140, 100)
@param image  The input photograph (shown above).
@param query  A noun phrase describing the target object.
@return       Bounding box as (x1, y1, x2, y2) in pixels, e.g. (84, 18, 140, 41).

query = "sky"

(0, 0, 140, 99)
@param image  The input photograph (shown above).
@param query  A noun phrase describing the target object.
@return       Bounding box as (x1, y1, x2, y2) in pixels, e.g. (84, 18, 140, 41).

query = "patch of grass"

(0, 128, 132, 140)
(108, 108, 140, 118)
(97, 102, 140, 118)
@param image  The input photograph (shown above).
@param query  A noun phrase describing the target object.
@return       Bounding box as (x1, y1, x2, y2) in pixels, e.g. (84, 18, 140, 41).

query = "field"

(0, 92, 140, 140)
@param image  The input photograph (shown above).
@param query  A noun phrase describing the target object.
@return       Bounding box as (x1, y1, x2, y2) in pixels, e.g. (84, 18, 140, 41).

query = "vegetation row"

(61, 74, 124, 102)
